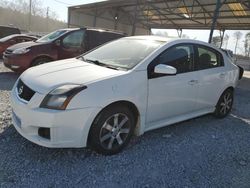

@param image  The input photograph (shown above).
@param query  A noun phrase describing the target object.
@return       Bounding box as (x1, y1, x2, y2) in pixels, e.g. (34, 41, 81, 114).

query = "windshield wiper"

(82, 58, 122, 70)
(85, 59, 103, 66)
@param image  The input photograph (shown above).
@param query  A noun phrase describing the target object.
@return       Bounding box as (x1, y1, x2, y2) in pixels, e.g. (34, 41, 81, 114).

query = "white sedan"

(11, 36, 242, 155)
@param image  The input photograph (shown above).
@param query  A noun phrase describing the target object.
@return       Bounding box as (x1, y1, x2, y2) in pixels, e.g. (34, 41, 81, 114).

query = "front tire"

(214, 89, 234, 118)
(89, 105, 136, 155)
(31, 57, 51, 67)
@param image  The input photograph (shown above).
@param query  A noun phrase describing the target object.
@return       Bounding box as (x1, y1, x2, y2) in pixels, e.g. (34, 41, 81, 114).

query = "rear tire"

(214, 89, 234, 118)
(31, 57, 51, 67)
(89, 105, 136, 155)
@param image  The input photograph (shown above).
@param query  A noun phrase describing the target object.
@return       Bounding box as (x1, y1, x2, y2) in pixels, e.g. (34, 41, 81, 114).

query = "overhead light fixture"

(74, 6, 81, 9)
(143, 10, 160, 20)
(143, 10, 154, 17)
(228, 3, 247, 16)
(178, 7, 191, 18)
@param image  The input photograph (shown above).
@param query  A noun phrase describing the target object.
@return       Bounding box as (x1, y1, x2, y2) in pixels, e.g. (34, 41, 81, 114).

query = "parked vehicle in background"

(221, 49, 234, 61)
(26, 33, 42, 38)
(11, 36, 243, 155)
(3, 28, 125, 72)
(0, 25, 21, 39)
(0, 34, 37, 58)
(221, 48, 244, 78)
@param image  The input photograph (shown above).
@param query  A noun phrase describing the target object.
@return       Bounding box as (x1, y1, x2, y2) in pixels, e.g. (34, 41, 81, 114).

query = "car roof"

(0, 25, 20, 30)
(125, 35, 170, 42)
(124, 35, 221, 50)
(123, 35, 199, 44)
(58, 28, 81, 32)
(5, 34, 37, 38)
(58, 27, 125, 35)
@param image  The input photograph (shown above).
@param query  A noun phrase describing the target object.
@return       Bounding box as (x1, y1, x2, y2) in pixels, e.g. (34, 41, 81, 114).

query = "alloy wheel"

(99, 113, 130, 150)
(219, 91, 233, 115)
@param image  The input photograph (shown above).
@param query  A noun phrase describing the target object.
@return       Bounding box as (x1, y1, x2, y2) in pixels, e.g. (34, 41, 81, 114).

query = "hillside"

(0, 6, 67, 33)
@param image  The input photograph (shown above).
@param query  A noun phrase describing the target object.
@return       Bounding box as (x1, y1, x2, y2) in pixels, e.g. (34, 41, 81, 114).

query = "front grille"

(16, 79, 35, 102)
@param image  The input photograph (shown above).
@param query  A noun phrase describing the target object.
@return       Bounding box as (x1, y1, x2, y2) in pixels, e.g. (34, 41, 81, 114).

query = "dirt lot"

(0, 59, 250, 188)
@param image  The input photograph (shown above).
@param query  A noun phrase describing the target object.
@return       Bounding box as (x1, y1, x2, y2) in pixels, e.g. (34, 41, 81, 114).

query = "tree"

(244, 32, 250, 57)
(0, 0, 58, 20)
(0, 0, 61, 32)
(181, 34, 189, 39)
(233, 31, 243, 54)
(223, 34, 229, 49)
(153, 30, 168, 37)
(212, 36, 221, 48)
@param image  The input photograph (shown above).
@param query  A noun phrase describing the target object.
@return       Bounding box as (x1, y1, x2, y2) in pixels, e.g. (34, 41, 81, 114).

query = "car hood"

(7, 41, 42, 50)
(20, 58, 125, 94)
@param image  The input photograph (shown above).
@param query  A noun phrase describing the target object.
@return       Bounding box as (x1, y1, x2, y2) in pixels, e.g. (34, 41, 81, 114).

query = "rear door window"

(86, 30, 123, 50)
(196, 45, 224, 70)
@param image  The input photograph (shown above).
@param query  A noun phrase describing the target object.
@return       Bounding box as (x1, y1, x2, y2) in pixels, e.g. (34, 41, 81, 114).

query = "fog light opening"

(10, 65, 20, 69)
(38, 127, 51, 139)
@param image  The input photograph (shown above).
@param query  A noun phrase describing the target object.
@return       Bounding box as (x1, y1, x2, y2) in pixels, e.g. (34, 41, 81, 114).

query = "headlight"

(12, 48, 30, 54)
(40, 84, 87, 110)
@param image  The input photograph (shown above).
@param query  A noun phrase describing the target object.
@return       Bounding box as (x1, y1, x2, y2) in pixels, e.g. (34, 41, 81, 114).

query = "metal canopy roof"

(69, 0, 250, 30)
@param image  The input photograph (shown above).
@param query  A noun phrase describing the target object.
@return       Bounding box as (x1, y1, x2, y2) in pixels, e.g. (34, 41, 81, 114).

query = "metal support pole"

(219, 29, 225, 48)
(208, 0, 221, 43)
(131, 0, 138, 36)
(149, 28, 152, 35)
(114, 15, 118, 30)
(67, 8, 71, 28)
(177, 29, 182, 38)
(114, 9, 119, 30)
(93, 7, 97, 27)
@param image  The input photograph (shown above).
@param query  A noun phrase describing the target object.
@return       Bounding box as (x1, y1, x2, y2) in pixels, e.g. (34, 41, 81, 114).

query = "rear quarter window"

(86, 30, 124, 51)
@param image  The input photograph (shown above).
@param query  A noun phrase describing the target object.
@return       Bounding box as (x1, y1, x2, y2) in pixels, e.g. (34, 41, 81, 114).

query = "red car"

(3, 28, 125, 72)
(0, 34, 37, 57)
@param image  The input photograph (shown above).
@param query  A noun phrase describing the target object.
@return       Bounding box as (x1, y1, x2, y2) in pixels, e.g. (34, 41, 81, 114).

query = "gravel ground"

(0, 59, 250, 188)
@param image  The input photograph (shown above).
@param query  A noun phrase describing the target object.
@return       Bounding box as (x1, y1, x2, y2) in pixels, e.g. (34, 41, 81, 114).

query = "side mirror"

(55, 40, 61, 46)
(154, 64, 177, 75)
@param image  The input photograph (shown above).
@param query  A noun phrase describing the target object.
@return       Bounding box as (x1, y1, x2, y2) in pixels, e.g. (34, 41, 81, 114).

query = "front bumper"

(11, 88, 101, 148)
(3, 53, 30, 72)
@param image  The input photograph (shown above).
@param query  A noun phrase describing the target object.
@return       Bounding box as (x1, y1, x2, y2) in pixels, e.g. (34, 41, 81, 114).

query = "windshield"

(36, 30, 67, 43)
(0, 34, 17, 42)
(82, 38, 164, 70)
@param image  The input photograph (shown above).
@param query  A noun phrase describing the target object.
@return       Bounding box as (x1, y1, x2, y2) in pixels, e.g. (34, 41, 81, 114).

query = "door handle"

(188, 80, 199, 85)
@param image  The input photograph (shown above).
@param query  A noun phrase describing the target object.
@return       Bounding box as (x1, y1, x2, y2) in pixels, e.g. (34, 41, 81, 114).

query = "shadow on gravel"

(0, 71, 250, 187)
(237, 76, 250, 91)
(1, 112, 250, 187)
(0, 72, 19, 90)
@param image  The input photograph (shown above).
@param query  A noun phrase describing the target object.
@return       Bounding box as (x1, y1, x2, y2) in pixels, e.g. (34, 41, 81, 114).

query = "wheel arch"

(221, 86, 234, 95)
(87, 100, 141, 146)
(214, 86, 234, 118)
(216, 86, 234, 106)
(31, 55, 54, 66)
